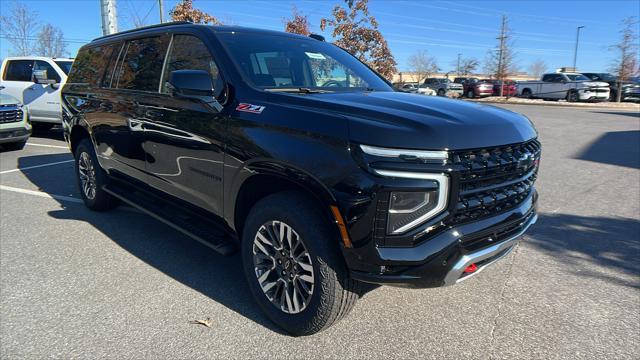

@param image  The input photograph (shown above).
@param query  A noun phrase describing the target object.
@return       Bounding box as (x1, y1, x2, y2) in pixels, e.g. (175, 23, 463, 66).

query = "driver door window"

(161, 35, 219, 93)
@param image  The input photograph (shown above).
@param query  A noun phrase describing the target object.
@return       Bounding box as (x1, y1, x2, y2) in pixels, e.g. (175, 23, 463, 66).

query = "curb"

(464, 99, 640, 111)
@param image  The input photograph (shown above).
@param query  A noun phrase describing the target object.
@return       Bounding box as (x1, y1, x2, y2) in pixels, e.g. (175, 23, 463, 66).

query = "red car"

(486, 79, 517, 97)
(454, 77, 494, 98)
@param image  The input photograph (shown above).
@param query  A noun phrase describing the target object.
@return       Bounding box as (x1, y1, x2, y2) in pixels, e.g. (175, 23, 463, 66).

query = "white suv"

(0, 57, 73, 130)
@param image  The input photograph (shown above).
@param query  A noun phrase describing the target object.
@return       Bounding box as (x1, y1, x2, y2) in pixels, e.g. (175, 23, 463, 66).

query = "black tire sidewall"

(74, 138, 115, 210)
(241, 192, 347, 336)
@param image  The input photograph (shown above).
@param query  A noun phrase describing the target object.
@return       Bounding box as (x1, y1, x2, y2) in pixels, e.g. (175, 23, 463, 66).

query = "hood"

(277, 91, 537, 150)
(0, 93, 21, 106)
(582, 81, 610, 88)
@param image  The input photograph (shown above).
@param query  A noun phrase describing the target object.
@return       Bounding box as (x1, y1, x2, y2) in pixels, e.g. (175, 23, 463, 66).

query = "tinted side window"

(116, 36, 169, 91)
(102, 43, 123, 87)
(161, 35, 218, 93)
(34, 60, 61, 83)
(3, 60, 34, 81)
(542, 74, 553, 82)
(67, 45, 116, 86)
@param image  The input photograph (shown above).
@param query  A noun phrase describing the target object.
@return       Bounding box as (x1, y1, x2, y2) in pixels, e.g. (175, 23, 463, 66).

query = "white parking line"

(0, 185, 82, 203)
(0, 159, 74, 175)
(27, 143, 69, 150)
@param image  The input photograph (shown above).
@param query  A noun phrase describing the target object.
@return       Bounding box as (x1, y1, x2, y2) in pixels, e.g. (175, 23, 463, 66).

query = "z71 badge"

(236, 103, 265, 114)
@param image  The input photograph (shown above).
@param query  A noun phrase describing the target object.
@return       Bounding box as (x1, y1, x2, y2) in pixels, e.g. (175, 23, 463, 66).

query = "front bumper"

(0, 127, 31, 144)
(350, 190, 538, 288)
(578, 88, 609, 101)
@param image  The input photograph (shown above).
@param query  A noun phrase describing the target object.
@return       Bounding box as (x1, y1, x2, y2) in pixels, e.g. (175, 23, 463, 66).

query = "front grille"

(0, 107, 23, 124)
(447, 139, 541, 225)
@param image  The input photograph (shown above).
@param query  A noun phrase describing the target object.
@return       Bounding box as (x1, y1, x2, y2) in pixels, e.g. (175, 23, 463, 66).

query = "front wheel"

(466, 90, 475, 98)
(566, 90, 579, 102)
(241, 191, 360, 336)
(437, 88, 446, 97)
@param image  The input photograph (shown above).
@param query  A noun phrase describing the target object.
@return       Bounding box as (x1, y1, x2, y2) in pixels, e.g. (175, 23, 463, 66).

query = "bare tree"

(0, 2, 39, 56)
(610, 16, 639, 102)
(408, 50, 439, 84)
(320, 0, 397, 80)
(35, 24, 67, 58)
(170, 0, 221, 25)
(484, 15, 516, 86)
(284, 7, 311, 36)
(528, 59, 548, 78)
(459, 57, 479, 76)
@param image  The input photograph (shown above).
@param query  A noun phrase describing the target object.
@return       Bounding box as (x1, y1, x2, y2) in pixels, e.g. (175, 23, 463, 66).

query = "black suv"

(62, 22, 540, 336)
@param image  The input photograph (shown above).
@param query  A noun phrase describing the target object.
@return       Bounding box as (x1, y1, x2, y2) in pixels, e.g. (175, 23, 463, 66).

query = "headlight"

(373, 169, 449, 234)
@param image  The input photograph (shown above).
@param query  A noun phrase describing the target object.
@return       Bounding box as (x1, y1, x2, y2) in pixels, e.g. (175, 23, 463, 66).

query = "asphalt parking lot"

(1, 104, 639, 359)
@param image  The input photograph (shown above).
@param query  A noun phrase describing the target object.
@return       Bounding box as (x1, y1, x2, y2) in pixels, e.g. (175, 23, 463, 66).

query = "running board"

(103, 183, 236, 256)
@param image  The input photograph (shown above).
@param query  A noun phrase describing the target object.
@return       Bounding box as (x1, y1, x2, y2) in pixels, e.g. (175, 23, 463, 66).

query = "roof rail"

(92, 21, 192, 41)
(309, 34, 325, 41)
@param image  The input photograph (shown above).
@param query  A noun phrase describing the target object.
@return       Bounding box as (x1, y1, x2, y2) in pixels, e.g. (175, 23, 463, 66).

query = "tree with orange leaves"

(284, 7, 311, 36)
(320, 0, 397, 80)
(170, 0, 221, 25)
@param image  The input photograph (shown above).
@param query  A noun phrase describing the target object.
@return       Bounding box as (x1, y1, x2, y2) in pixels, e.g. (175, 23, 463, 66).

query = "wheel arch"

(69, 124, 91, 155)
(230, 161, 339, 240)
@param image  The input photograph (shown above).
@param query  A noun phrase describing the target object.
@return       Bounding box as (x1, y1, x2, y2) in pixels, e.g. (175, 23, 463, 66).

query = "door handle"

(127, 119, 144, 132)
(145, 109, 164, 118)
(0, 85, 4, 90)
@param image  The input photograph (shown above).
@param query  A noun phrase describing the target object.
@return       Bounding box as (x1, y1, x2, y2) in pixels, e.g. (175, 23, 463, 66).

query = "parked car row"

(395, 72, 639, 103)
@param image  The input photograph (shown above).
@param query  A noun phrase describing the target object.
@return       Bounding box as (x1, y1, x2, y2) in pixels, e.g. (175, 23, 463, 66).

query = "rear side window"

(116, 36, 169, 91)
(68, 45, 116, 86)
(3, 60, 34, 81)
(34, 60, 61, 83)
(161, 35, 218, 93)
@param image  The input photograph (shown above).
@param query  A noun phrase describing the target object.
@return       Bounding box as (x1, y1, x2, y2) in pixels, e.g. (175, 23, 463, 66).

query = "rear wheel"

(74, 138, 119, 211)
(466, 90, 475, 98)
(522, 89, 532, 99)
(241, 191, 360, 336)
(437, 88, 445, 97)
(32, 123, 54, 132)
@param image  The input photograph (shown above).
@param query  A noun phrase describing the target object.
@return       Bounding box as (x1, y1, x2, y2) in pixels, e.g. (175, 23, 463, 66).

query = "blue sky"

(1, 0, 638, 74)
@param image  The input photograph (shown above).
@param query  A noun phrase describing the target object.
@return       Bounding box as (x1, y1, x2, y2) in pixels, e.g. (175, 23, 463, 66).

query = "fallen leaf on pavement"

(190, 318, 212, 328)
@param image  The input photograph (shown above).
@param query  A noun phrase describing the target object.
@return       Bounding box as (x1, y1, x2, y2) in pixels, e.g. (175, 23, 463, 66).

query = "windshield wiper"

(265, 87, 332, 94)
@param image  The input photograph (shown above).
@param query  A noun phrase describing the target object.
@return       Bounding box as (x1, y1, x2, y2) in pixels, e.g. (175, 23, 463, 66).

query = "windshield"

(217, 32, 392, 92)
(55, 61, 73, 75)
(566, 74, 590, 81)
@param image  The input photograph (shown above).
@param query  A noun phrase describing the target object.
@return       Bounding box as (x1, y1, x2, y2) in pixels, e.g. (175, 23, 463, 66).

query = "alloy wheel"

(78, 152, 97, 200)
(252, 220, 314, 314)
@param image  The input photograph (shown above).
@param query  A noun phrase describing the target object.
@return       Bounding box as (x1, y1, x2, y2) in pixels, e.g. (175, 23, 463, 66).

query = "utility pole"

(456, 53, 461, 76)
(99, 0, 118, 35)
(158, 0, 165, 23)
(573, 26, 584, 70)
(496, 15, 507, 96)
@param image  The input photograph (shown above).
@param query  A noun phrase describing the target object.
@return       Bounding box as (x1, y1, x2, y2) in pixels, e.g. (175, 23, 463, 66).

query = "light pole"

(573, 26, 584, 70)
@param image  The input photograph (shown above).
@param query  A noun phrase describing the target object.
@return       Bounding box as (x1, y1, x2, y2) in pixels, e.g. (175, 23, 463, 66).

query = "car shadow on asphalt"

(16, 153, 288, 335)
(526, 213, 640, 289)
(590, 111, 640, 119)
(574, 130, 640, 169)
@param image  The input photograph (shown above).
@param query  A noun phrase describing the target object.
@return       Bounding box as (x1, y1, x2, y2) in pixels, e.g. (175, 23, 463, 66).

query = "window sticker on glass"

(305, 52, 326, 60)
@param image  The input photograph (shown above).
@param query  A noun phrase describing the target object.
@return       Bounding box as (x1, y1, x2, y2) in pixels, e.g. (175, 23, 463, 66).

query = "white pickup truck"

(0, 57, 73, 130)
(517, 73, 610, 102)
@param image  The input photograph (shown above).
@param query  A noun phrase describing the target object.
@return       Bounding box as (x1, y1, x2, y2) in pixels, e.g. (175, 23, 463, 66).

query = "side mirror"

(33, 70, 57, 85)
(168, 70, 214, 97)
(168, 70, 226, 111)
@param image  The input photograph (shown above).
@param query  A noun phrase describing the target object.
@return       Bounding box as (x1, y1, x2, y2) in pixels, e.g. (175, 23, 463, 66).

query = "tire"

(437, 88, 445, 97)
(241, 191, 360, 336)
(2, 140, 27, 151)
(32, 123, 54, 132)
(466, 90, 475, 98)
(74, 138, 119, 211)
(566, 90, 579, 103)
(522, 89, 532, 99)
